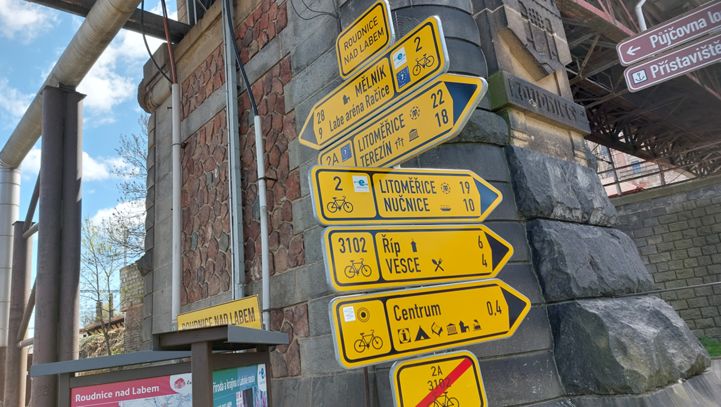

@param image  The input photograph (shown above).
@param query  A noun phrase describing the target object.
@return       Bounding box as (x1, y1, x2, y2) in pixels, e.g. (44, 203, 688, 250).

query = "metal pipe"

(23, 177, 39, 227)
(0, 0, 143, 168)
(31, 85, 66, 406)
(58, 89, 83, 362)
(4, 222, 31, 407)
(254, 115, 270, 329)
(17, 338, 33, 349)
(22, 223, 38, 239)
(635, 0, 648, 31)
(171, 83, 182, 325)
(0, 167, 20, 351)
(222, 0, 245, 299)
(16, 283, 34, 344)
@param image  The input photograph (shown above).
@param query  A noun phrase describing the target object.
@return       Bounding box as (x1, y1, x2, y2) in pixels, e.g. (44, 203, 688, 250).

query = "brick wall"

(120, 264, 144, 352)
(614, 176, 721, 339)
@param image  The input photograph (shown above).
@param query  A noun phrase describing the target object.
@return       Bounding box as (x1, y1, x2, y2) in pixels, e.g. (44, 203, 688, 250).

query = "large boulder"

(507, 146, 617, 226)
(527, 220, 654, 301)
(549, 296, 710, 395)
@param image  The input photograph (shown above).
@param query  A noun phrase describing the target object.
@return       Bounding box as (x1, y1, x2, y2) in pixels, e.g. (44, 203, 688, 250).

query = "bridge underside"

(559, 0, 721, 176)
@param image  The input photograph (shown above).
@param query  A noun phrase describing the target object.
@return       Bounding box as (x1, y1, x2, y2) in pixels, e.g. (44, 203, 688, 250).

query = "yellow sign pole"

(319, 74, 488, 168)
(390, 350, 487, 407)
(336, 0, 395, 78)
(322, 224, 513, 292)
(299, 16, 449, 150)
(177, 295, 262, 330)
(329, 279, 531, 368)
(309, 166, 502, 225)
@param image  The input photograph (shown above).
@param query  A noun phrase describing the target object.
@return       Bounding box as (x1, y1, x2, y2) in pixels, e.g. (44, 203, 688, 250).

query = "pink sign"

(624, 32, 721, 92)
(71, 374, 192, 406)
(617, 0, 721, 66)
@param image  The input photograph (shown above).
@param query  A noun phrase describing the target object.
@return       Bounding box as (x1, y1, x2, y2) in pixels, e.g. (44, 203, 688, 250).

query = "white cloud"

(0, 78, 34, 126)
(0, 0, 57, 41)
(77, 27, 165, 119)
(20, 147, 126, 182)
(91, 199, 145, 225)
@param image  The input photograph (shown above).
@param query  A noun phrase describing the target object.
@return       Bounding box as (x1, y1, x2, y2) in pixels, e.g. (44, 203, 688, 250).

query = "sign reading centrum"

(299, 16, 449, 150)
(329, 279, 531, 368)
(319, 74, 488, 168)
(309, 166, 503, 225)
(390, 351, 487, 407)
(336, 0, 395, 78)
(617, 0, 721, 66)
(624, 31, 721, 92)
(322, 224, 513, 292)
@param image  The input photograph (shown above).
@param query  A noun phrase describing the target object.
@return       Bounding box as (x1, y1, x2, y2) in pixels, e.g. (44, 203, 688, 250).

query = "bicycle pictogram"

(433, 392, 460, 407)
(326, 196, 354, 213)
(412, 53, 436, 75)
(353, 330, 384, 353)
(344, 258, 372, 279)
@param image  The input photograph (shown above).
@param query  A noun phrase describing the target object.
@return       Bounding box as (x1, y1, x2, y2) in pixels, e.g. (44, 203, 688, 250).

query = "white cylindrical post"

(0, 167, 20, 349)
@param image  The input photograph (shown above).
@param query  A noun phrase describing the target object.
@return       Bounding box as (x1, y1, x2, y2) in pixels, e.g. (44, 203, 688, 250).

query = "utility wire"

(289, 0, 338, 22)
(160, 0, 178, 83)
(223, 0, 258, 115)
(141, 0, 172, 83)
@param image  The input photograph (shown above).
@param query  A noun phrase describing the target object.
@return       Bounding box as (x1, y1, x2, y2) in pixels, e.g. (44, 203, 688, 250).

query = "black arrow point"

(502, 288, 527, 328)
(488, 234, 510, 269)
(446, 82, 477, 122)
(477, 182, 500, 213)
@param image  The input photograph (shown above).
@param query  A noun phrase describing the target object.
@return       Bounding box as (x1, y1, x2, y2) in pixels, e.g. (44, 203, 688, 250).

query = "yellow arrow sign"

(299, 16, 448, 150)
(177, 295, 261, 330)
(330, 279, 530, 368)
(336, 0, 395, 78)
(322, 224, 513, 292)
(319, 74, 487, 168)
(390, 351, 487, 407)
(309, 166, 502, 225)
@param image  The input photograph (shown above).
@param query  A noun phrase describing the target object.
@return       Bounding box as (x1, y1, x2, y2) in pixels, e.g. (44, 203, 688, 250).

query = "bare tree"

(107, 115, 149, 260)
(80, 219, 123, 355)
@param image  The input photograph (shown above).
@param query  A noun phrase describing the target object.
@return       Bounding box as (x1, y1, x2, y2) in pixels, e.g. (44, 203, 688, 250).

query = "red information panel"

(71, 374, 193, 406)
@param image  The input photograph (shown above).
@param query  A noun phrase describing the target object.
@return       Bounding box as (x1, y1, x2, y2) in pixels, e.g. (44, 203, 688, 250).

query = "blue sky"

(0, 0, 175, 225)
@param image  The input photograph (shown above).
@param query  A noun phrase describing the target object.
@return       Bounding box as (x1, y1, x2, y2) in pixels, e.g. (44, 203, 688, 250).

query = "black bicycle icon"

(326, 196, 354, 213)
(433, 392, 460, 407)
(412, 53, 436, 75)
(353, 330, 383, 353)
(344, 259, 372, 279)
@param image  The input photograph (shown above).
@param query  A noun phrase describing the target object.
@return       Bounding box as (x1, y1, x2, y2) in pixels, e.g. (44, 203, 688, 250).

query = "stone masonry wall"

(137, 0, 721, 405)
(120, 264, 144, 352)
(180, 110, 232, 305)
(614, 175, 721, 340)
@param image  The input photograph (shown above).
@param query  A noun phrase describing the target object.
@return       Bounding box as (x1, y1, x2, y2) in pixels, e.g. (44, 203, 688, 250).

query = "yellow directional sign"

(319, 74, 488, 168)
(336, 0, 395, 78)
(390, 351, 487, 407)
(309, 166, 502, 225)
(299, 16, 448, 150)
(177, 295, 261, 330)
(330, 279, 530, 368)
(322, 224, 513, 292)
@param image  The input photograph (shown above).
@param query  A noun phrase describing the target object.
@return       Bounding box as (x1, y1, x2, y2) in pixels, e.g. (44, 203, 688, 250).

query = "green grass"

(699, 337, 721, 358)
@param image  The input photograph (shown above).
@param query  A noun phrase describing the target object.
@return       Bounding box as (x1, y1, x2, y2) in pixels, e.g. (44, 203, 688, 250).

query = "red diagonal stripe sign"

(416, 357, 473, 407)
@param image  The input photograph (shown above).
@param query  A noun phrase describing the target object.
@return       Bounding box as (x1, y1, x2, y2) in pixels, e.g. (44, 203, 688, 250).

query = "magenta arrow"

(617, 0, 721, 66)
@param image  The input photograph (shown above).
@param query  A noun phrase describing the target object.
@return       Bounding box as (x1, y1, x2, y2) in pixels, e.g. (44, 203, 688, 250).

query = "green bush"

(699, 337, 721, 358)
